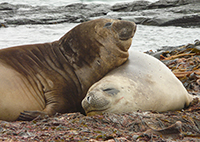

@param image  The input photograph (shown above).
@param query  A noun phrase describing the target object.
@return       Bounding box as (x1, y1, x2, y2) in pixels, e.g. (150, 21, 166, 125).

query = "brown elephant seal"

(0, 18, 136, 121)
(82, 50, 197, 116)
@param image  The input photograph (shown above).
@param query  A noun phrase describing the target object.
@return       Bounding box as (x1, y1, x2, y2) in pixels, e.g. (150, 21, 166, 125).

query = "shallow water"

(0, 23, 199, 52)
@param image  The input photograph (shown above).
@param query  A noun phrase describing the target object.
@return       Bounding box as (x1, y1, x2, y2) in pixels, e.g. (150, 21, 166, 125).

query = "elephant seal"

(82, 50, 197, 116)
(0, 18, 136, 121)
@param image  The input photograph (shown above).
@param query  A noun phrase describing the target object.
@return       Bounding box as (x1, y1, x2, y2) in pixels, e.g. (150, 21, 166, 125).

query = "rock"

(65, 3, 110, 17)
(0, 2, 110, 26)
(109, 0, 200, 27)
(0, 0, 200, 27)
(160, 15, 200, 26)
(111, 1, 150, 12)
(148, 0, 200, 9)
(0, 2, 15, 10)
(105, 0, 200, 27)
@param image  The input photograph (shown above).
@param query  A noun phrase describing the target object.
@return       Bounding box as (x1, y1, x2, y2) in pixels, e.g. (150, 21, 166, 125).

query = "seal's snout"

(132, 24, 137, 37)
(112, 20, 136, 41)
(81, 90, 111, 115)
(83, 91, 109, 108)
(86, 96, 91, 103)
(82, 92, 95, 111)
(86, 92, 94, 104)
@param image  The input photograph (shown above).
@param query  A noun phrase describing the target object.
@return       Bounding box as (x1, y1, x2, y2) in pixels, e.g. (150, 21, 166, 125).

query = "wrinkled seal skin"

(82, 50, 196, 116)
(0, 19, 136, 121)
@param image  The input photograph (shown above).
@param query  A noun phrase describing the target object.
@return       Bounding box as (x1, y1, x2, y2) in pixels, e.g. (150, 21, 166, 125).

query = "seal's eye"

(104, 22, 112, 27)
(102, 88, 119, 95)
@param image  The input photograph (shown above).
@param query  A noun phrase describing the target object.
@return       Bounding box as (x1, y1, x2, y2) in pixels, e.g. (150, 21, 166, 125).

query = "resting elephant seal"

(0, 18, 136, 121)
(82, 50, 197, 115)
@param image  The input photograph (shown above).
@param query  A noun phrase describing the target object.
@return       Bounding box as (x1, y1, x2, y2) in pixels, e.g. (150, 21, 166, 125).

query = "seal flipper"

(17, 89, 79, 121)
(17, 110, 48, 121)
(17, 92, 63, 121)
(17, 97, 64, 121)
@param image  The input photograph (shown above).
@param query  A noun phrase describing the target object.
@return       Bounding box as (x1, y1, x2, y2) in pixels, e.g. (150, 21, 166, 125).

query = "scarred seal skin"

(82, 50, 196, 116)
(0, 18, 136, 121)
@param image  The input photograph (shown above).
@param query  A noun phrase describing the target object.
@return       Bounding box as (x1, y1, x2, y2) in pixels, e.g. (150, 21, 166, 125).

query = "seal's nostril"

(87, 96, 91, 103)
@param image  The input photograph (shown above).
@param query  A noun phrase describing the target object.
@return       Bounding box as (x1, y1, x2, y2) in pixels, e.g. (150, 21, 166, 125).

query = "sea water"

(0, 23, 199, 52)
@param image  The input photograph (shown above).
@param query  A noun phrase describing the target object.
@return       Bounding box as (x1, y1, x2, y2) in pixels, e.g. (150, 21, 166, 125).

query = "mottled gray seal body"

(82, 50, 195, 115)
(0, 19, 136, 121)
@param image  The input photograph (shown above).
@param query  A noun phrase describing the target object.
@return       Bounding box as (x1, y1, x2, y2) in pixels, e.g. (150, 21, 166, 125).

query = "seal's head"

(82, 76, 133, 116)
(59, 18, 136, 69)
(96, 18, 137, 52)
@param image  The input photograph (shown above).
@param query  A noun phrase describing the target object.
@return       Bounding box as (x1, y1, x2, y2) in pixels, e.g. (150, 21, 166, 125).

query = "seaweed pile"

(0, 100, 199, 141)
(0, 41, 200, 141)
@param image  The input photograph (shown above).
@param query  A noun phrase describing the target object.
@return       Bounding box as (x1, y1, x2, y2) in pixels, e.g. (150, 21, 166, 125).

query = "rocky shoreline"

(0, 0, 200, 27)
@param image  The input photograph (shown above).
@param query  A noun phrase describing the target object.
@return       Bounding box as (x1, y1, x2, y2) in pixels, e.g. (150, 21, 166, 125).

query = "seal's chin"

(85, 108, 109, 116)
(86, 111, 103, 116)
(119, 35, 133, 41)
